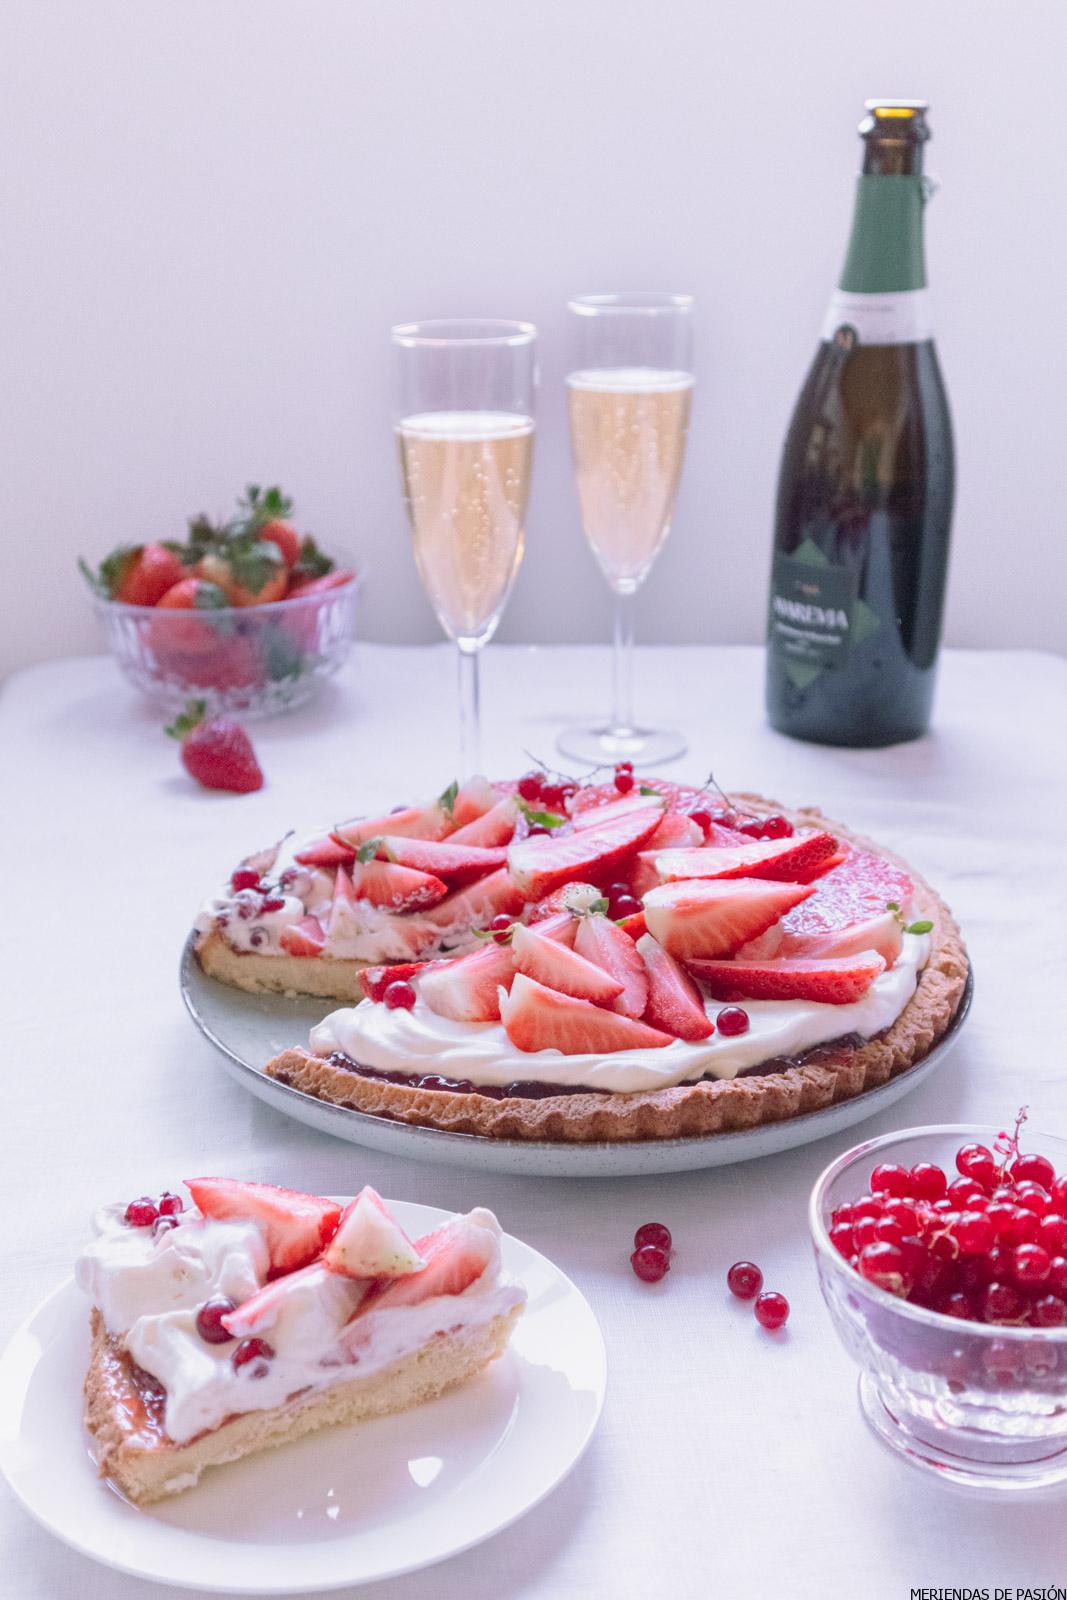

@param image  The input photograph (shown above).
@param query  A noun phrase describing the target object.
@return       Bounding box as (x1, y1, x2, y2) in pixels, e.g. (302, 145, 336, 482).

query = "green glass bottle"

(765, 100, 954, 747)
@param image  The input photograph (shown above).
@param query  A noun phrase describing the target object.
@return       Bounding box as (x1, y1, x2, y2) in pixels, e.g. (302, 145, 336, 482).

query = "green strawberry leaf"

(639, 784, 659, 796)
(356, 838, 382, 863)
(164, 698, 207, 741)
(292, 536, 334, 579)
(516, 798, 566, 829)
(438, 779, 459, 818)
(904, 918, 933, 935)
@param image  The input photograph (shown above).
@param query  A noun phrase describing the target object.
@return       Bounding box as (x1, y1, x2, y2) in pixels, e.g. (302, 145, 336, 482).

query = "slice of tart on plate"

(262, 785, 969, 1144)
(77, 1179, 525, 1505)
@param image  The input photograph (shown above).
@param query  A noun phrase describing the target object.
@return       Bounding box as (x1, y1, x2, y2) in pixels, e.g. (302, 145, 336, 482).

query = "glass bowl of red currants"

(809, 1118, 1067, 1491)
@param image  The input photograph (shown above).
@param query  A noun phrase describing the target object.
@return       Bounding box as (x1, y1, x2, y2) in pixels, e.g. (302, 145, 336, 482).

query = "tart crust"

(262, 798, 969, 1145)
(196, 927, 370, 1002)
(84, 1303, 521, 1505)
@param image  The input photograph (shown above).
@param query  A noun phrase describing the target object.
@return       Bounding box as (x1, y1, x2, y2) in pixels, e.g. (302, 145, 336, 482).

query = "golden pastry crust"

(84, 1304, 521, 1505)
(196, 927, 370, 1001)
(262, 799, 969, 1145)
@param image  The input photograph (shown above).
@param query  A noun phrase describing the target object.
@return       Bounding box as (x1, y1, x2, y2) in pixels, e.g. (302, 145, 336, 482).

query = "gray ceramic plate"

(180, 935, 973, 1177)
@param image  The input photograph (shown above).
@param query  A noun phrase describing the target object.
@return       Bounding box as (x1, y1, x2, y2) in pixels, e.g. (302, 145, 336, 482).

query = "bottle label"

(768, 544, 870, 689)
(821, 287, 933, 346)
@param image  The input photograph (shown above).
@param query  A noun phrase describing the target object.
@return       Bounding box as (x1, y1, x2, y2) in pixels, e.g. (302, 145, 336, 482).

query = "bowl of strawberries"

(810, 1113, 1067, 1491)
(81, 485, 360, 716)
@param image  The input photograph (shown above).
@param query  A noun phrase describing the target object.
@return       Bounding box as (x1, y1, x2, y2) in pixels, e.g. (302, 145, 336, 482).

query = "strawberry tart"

(78, 1179, 524, 1504)
(261, 773, 970, 1143)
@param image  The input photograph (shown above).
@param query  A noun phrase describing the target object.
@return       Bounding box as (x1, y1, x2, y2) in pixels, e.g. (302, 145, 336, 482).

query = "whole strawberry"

(166, 700, 264, 794)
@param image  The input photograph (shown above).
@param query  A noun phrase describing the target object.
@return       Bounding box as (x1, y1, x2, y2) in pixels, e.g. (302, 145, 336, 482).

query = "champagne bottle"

(765, 100, 954, 747)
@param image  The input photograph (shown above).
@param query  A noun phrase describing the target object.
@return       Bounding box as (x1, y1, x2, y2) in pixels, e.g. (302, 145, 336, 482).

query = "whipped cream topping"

(78, 1203, 521, 1444)
(310, 931, 931, 1094)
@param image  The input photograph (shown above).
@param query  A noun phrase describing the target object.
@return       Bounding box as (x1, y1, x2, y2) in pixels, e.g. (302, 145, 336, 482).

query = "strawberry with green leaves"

(166, 700, 264, 794)
(80, 541, 184, 605)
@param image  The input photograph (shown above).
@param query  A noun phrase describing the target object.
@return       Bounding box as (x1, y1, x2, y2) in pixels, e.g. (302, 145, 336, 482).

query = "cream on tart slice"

(78, 1179, 524, 1504)
(264, 783, 969, 1143)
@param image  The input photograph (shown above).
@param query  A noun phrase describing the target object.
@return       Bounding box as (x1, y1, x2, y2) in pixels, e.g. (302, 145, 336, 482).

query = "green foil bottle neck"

(839, 174, 927, 294)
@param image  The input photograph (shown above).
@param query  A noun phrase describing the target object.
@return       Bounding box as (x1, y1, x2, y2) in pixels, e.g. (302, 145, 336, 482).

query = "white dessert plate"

(181, 936, 974, 1177)
(0, 1200, 606, 1594)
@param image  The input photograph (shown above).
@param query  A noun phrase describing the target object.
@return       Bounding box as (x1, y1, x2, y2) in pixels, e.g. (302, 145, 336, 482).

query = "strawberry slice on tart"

(686, 950, 887, 1005)
(500, 973, 674, 1055)
(79, 1183, 525, 1504)
(507, 805, 664, 899)
(511, 921, 625, 1006)
(643, 878, 815, 961)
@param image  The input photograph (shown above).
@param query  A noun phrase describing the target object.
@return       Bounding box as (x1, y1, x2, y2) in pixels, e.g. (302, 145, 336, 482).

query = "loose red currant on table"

(233, 1337, 274, 1375)
(125, 1197, 159, 1228)
(911, 1162, 948, 1202)
(630, 1245, 670, 1282)
(1012, 1152, 1056, 1190)
(955, 1142, 997, 1189)
(754, 1291, 790, 1330)
(489, 913, 513, 944)
(196, 1297, 237, 1345)
(716, 1006, 749, 1037)
(383, 980, 416, 1011)
(727, 1261, 763, 1300)
(634, 1222, 672, 1253)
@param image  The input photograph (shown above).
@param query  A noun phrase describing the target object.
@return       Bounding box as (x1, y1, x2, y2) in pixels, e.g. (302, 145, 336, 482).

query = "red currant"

(1011, 1152, 1056, 1190)
(716, 1006, 749, 1037)
(738, 819, 764, 838)
(955, 1142, 996, 1189)
(829, 1223, 854, 1256)
(1004, 1207, 1040, 1246)
(614, 770, 635, 795)
(761, 814, 793, 839)
(852, 1217, 879, 1251)
(196, 1297, 236, 1345)
(1052, 1176, 1067, 1213)
(158, 1191, 184, 1217)
(1032, 1294, 1067, 1328)
(852, 1195, 884, 1222)
(754, 1291, 790, 1330)
(125, 1197, 159, 1228)
(859, 1241, 906, 1294)
(870, 1163, 913, 1199)
(1014, 1181, 1051, 1217)
(616, 760, 634, 773)
(233, 1337, 274, 1375)
(383, 980, 416, 1010)
(727, 1261, 763, 1300)
(230, 867, 261, 892)
(882, 1197, 919, 1233)
(490, 913, 513, 943)
(634, 1222, 672, 1253)
(982, 1281, 1024, 1323)
(986, 1201, 1019, 1241)
(526, 823, 550, 837)
(934, 1291, 973, 1319)
(518, 772, 543, 802)
(1012, 1243, 1051, 1286)
(631, 1245, 670, 1282)
(951, 1210, 994, 1256)
(946, 1175, 984, 1209)
(611, 895, 641, 919)
(1049, 1256, 1067, 1294)
(1039, 1214, 1067, 1254)
(874, 1216, 905, 1246)
(910, 1163, 948, 1202)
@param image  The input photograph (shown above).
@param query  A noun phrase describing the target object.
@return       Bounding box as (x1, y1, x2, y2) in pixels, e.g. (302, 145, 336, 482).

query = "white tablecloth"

(4, 644, 1067, 1600)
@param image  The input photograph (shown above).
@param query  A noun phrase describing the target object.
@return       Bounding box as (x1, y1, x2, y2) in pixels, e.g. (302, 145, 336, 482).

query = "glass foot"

(556, 723, 687, 767)
(858, 1374, 1067, 1493)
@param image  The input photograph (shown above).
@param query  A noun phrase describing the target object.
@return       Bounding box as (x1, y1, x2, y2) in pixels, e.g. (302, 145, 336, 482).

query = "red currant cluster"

(516, 769, 579, 813)
(124, 1190, 185, 1238)
(727, 1260, 790, 1330)
(685, 801, 793, 842)
(830, 1126, 1067, 1328)
(613, 760, 635, 794)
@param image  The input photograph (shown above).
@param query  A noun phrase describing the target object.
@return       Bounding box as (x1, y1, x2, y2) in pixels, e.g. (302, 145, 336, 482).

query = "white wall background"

(3, 0, 1065, 680)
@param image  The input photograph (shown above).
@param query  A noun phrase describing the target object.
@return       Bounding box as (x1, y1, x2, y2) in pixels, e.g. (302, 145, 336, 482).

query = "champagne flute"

(557, 292, 694, 766)
(392, 319, 537, 777)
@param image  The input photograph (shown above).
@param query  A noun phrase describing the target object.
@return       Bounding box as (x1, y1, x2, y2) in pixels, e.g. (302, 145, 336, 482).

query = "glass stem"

(610, 588, 636, 739)
(457, 642, 481, 778)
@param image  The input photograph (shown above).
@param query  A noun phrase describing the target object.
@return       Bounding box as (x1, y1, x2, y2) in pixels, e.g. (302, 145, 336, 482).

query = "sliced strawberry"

(780, 908, 903, 967)
(507, 807, 663, 900)
(735, 923, 785, 961)
(574, 912, 649, 1018)
(500, 973, 673, 1054)
(526, 882, 601, 922)
(511, 922, 625, 1005)
(643, 878, 815, 961)
(706, 821, 755, 848)
(525, 910, 578, 947)
(637, 933, 714, 1041)
(357, 959, 448, 1000)
(294, 835, 356, 868)
(373, 836, 507, 883)
(322, 1187, 425, 1279)
(449, 795, 518, 848)
(653, 830, 838, 885)
(184, 1178, 341, 1275)
(451, 776, 497, 829)
(617, 909, 647, 939)
(418, 942, 516, 1022)
(780, 849, 914, 937)
(569, 778, 704, 817)
(221, 1263, 364, 1339)
(570, 792, 667, 832)
(421, 866, 526, 930)
(687, 950, 886, 1005)
(789, 848, 848, 884)
(334, 802, 451, 848)
(346, 857, 448, 912)
(630, 853, 666, 900)
(645, 811, 703, 850)
(348, 1212, 500, 1326)
(279, 914, 326, 957)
